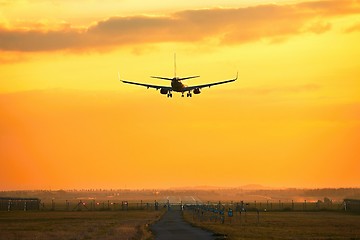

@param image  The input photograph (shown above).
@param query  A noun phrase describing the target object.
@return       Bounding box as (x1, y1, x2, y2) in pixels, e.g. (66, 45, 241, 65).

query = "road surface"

(151, 209, 215, 240)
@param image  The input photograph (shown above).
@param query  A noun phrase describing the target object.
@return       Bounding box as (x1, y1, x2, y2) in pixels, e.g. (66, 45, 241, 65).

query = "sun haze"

(0, 0, 359, 190)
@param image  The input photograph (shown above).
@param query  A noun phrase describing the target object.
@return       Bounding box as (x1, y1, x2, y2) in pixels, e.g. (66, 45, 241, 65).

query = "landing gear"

(181, 92, 192, 98)
(167, 93, 172, 98)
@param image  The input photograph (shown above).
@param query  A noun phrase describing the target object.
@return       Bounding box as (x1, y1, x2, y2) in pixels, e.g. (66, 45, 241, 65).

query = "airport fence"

(1, 198, 346, 212)
(186, 200, 347, 225)
(37, 199, 168, 212)
(200, 200, 345, 212)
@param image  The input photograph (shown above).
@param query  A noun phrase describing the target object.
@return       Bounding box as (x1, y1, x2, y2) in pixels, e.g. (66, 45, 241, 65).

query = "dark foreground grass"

(184, 210, 360, 240)
(0, 210, 163, 240)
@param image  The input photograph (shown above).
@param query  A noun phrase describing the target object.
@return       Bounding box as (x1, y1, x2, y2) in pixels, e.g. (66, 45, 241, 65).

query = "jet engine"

(193, 88, 201, 94)
(160, 88, 168, 95)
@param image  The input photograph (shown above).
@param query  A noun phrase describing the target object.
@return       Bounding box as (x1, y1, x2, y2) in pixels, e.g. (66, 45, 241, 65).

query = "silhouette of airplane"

(118, 55, 237, 98)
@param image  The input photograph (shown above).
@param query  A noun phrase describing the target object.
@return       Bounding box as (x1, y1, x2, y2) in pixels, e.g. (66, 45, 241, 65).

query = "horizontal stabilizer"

(150, 76, 174, 81)
(178, 76, 200, 81)
(151, 75, 200, 81)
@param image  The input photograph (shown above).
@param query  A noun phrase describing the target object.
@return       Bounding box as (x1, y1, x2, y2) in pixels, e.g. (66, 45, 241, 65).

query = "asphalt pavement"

(151, 209, 216, 240)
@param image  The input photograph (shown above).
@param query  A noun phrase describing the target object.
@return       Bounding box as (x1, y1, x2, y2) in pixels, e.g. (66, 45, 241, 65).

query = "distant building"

(0, 197, 40, 211)
(343, 199, 360, 212)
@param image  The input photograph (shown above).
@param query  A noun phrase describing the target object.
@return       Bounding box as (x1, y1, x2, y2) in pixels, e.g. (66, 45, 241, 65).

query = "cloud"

(0, 51, 29, 64)
(306, 21, 332, 34)
(345, 22, 360, 32)
(0, 0, 359, 52)
(0, 29, 83, 51)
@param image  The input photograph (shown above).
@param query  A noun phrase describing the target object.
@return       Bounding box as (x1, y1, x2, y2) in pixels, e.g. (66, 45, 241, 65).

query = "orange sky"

(0, 0, 360, 190)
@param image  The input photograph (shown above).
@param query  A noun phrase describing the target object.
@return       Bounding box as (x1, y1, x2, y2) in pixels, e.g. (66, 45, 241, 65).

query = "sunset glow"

(1, 0, 359, 190)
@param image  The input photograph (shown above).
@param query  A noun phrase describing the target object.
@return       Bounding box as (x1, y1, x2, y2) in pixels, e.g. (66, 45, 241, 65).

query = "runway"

(159, 195, 203, 204)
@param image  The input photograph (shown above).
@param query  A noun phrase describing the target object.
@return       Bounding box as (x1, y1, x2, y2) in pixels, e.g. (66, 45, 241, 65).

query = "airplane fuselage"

(171, 78, 187, 92)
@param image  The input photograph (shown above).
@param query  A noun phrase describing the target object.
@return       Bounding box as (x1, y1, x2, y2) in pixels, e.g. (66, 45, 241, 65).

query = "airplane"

(118, 55, 238, 98)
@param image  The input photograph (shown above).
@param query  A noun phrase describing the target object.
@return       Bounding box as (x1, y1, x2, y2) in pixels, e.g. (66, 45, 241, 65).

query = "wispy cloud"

(0, 51, 29, 64)
(0, 0, 359, 52)
(345, 22, 360, 32)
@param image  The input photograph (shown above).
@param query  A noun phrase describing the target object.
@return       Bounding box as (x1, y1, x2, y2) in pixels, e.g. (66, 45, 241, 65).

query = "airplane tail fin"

(174, 53, 177, 78)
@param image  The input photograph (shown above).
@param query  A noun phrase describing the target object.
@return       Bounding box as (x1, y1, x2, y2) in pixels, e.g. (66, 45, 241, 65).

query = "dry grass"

(0, 210, 163, 240)
(184, 210, 360, 240)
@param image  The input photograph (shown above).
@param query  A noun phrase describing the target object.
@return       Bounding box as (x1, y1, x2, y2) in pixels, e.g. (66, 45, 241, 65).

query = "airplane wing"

(121, 80, 171, 90)
(183, 73, 238, 91)
(119, 73, 172, 91)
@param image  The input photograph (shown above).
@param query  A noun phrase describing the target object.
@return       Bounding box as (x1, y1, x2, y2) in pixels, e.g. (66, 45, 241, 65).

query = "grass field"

(184, 210, 360, 240)
(0, 210, 163, 240)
